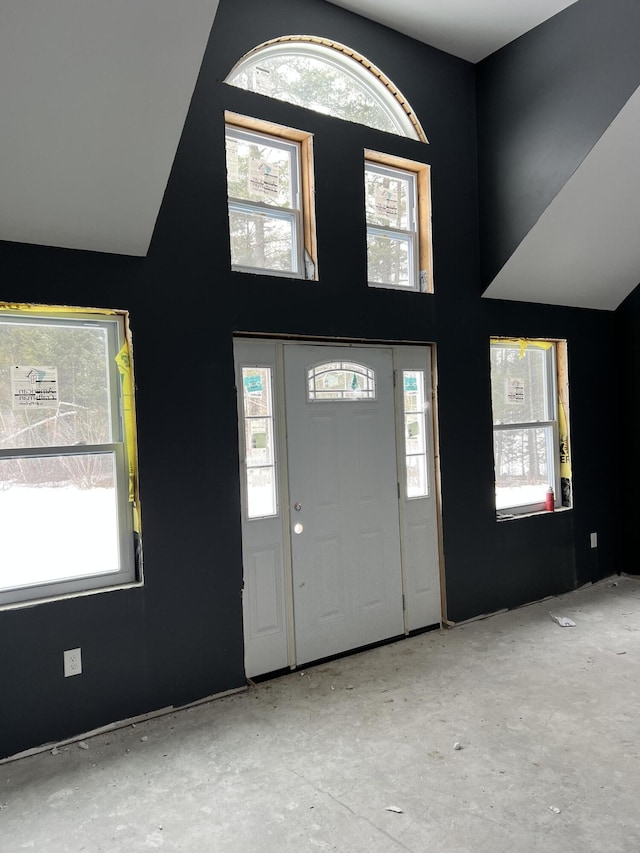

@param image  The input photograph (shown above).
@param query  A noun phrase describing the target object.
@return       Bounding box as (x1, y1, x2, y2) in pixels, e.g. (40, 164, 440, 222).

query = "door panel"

(234, 340, 289, 678)
(284, 344, 404, 665)
(394, 346, 441, 629)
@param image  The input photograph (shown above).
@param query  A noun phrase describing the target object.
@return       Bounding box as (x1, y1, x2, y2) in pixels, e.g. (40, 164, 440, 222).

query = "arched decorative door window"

(307, 361, 376, 401)
(226, 36, 427, 142)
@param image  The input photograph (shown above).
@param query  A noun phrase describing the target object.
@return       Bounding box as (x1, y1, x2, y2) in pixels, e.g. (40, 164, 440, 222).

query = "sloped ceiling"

(482, 85, 640, 311)
(327, 0, 579, 63)
(0, 0, 221, 257)
(1, 0, 636, 310)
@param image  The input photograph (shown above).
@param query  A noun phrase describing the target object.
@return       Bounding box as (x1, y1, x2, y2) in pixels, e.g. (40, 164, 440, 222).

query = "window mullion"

(0, 443, 120, 461)
(493, 420, 555, 432)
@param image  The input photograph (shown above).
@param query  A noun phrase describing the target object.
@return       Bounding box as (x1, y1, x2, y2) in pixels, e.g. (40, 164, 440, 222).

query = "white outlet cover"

(64, 648, 82, 677)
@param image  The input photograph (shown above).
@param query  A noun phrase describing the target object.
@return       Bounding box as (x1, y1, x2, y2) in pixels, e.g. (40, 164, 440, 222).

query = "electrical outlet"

(63, 648, 82, 677)
(590, 532, 598, 549)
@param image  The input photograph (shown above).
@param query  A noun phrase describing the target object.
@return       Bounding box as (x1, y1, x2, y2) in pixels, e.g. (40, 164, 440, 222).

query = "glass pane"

(228, 55, 400, 137)
(403, 370, 428, 498)
(229, 208, 295, 273)
(403, 370, 425, 412)
(247, 466, 276, 519)
(367, 232, 411, 288)
(226, 134, 294, 209)
(406, 455, 427, 499)
(0, 321, 112, 449)
(245, 418, 274, 467)
(242, 366, 277, 519)
(490, 345, 550, 425)
(405, 414, 426, 455)
(365, 168, 411, 230)
(307, 362, 376, 400)
(242, 369, 272, 417)
(0, 453, 119, 591)
(494, 427, 552, 509)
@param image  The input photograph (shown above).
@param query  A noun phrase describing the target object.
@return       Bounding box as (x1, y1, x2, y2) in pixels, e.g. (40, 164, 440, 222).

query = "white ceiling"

(0, 0, 637, 311)
(327, 0, 579, 63)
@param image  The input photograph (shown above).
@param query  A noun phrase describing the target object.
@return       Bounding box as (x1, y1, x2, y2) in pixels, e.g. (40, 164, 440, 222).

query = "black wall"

(615, 285, 640, 569)
(0, 0, 619, 760)
(477, 0, 640, 288)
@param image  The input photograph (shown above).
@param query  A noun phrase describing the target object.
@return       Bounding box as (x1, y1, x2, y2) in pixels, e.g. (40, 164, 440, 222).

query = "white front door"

(283, 344, 404, 665)
(234, 338, 441, 678)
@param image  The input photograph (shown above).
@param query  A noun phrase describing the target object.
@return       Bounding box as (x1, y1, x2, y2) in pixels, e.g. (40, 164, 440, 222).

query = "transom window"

(0, 309, 140, 607)
(225, 36, 427, 142)
(307, 362, 376, 401)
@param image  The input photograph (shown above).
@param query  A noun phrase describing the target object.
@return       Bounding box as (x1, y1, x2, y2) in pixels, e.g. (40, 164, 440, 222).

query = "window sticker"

(374, 185, 398, 218)
(11, 365, 59, 409)
(249, 158, 280, 196)
(252, 66, 271, 95)
(244, 374, 263, 395)
(251, 431, 267, 449)
(404, 375, 418, 392)
(506, 377, 525, 405)
(226, 137, 239, 183)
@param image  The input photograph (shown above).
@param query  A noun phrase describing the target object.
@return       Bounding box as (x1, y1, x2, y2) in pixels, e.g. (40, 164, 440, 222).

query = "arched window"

(226, 36, 427, 142)
(307, 361, 376, 401)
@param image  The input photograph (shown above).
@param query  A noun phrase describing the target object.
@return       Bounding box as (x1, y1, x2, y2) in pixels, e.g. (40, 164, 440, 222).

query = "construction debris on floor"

(1, 575, 639, 852)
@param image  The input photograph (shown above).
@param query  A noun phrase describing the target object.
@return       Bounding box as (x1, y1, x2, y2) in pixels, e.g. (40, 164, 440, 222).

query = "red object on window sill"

(546, 487, 555, 512)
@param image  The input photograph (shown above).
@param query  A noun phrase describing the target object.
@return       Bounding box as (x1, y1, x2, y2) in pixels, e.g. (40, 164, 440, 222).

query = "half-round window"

(226, 36, 427, 142)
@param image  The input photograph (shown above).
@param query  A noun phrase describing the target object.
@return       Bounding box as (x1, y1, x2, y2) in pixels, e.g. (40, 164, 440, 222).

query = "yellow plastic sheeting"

(490, 337, 553, 358)
(115, 342, 138, 517)
(559, 400, 571, 479)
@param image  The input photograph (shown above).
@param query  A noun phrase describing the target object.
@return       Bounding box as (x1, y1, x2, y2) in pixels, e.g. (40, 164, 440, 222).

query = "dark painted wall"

(0, 0, 619, 760)
(615, 285, 640, 569)
(477, 0, 640, 288)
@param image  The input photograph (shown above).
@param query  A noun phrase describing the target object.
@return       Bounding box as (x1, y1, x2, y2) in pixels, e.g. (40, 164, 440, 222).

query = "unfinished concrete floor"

(2, 575, 639, 852)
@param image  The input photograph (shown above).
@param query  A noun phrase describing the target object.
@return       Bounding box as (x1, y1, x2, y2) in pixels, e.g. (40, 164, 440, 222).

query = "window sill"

(497, 506, 572, 522)
(0, 579, 144, 612)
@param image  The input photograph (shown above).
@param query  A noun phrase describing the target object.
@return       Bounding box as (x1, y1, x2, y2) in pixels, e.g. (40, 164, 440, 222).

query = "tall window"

(0, 309, 140, 606)
(225, 114, 318, 280)
(365, 152, 433, 293)
(241, 366, 277, 519)
(225, 37, 427, 142)
(402, 370, 429, 497)
(490, 338, 571, 516)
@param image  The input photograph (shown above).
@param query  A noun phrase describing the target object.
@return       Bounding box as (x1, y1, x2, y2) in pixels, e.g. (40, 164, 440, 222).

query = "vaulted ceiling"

(1, 0, 637, 310)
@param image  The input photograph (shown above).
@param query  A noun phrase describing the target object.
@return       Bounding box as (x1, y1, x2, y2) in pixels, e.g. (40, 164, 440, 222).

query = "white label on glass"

(506, 378, 525, 405)
(249, 158, 280, 196)
(12, 366, 59, 409)
(226, 137, 239, 182)
(375, 185, 398, 218)
(253, 66, 271, 94)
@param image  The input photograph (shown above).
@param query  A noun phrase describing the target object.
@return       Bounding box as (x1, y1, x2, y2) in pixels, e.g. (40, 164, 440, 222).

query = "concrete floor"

(2, 575, 640, 852)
